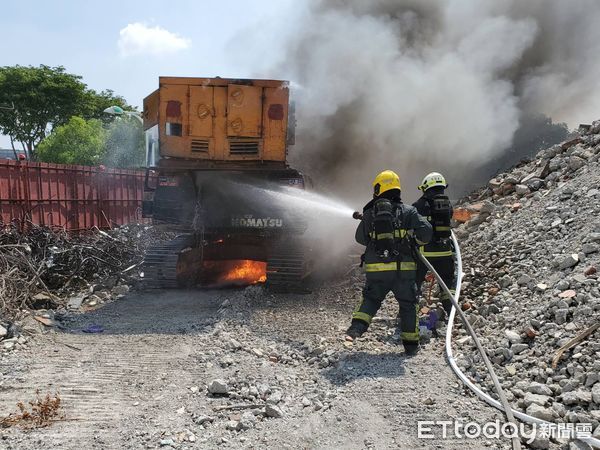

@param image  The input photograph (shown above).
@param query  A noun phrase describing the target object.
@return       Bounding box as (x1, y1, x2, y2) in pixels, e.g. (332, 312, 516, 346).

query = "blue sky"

(0, 0, 302, 147)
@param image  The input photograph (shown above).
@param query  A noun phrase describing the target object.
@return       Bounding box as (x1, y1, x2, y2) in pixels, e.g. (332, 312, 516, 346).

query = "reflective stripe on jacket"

(364, 261, 418, 272)
(419, 245, 453, 258)
(355, 200, 432, 276)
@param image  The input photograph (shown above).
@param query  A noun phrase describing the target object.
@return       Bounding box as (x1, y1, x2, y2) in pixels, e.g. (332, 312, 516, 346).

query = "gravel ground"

(0, 282, 511, 450)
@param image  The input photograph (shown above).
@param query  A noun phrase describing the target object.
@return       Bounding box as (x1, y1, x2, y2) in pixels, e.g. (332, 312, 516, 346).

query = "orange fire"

(221, 260, 267, 284)
(203, 260, 267, 287)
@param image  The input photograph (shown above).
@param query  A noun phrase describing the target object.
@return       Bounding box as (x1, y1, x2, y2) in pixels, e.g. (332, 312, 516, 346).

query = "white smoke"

(240, 0, 600, 202)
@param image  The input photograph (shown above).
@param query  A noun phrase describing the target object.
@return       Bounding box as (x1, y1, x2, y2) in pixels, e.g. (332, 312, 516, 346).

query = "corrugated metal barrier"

(0, 159, 147, 230)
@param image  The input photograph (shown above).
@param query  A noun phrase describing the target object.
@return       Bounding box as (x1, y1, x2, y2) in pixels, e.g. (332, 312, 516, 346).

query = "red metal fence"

(0, 159, 147, 230)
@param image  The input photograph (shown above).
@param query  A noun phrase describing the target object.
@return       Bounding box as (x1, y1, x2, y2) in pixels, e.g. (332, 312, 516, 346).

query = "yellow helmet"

(418, 172, 448, 191)
(373, 170, 401, 196)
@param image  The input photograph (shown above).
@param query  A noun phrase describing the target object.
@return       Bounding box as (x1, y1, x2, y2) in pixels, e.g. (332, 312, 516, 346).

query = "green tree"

(103, 117, 145, 168)
(36, 116, 106, 165)
(0, 65, 132, 158)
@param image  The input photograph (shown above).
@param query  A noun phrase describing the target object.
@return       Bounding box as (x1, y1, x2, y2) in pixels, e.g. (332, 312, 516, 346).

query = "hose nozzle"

(352, 211, 363, 220)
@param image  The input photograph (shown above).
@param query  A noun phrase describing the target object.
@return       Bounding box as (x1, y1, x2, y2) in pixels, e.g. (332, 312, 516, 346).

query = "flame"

(203, 260, 267, 287)
(221, 260, 267, 284)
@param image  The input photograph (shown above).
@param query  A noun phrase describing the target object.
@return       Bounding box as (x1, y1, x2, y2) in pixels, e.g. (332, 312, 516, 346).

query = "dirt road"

(0, 286, 509, 449)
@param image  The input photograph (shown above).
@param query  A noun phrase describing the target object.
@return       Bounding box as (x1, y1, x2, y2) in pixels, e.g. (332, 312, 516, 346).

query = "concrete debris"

(527, 404, 557, 422)
(454, 121, 600, 427)
(559, 254, 580, 270)
(264, 404, 283, 418)
(207, 379, 229, 395)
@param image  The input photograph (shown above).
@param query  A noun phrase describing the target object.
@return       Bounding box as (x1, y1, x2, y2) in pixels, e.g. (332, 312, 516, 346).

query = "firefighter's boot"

(345, 319, 368, 341)
(404, 341, 419, 356)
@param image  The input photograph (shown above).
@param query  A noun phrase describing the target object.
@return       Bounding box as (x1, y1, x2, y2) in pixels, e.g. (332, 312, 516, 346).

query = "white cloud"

(118, 23, 191, 57)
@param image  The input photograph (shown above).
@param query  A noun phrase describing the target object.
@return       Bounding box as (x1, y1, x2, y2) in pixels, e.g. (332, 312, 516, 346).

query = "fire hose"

(445, 231, 600, 449)
(416, 235, 522, 450)
(351, 210, 599, 448)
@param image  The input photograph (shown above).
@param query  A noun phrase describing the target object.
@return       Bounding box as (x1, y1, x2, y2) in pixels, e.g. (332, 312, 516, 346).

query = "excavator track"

(266, 243, 307, 292)
(142, 235, 192, 289)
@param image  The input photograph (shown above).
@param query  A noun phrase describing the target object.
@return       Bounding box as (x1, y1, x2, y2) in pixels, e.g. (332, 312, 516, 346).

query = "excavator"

(141, 77, 308, 290)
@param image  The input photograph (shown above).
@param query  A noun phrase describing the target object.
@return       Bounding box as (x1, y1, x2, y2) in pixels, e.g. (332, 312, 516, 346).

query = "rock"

(457, 336, 473, 345)
(568, 155, 586, 171)
(208, 379, 228, 395)
(515, 184, 530, 195)
(585, 373, 600, 388)
(528, 382, 553, 396)
(523, 392, 550, 407)
(587, 188, 600, 198)
(226, 420, 242, 431)
(301, 396, 312, 407)
(112, 284, 130, 296)
(506, 365, 517, 376)
(589, 233, 600, 242)
(479, 201, 496, 214)
(267, 391, 283, 404)
(0, 325, 7, 339)
(239, 411, 257, 430)
(562, 380, 580, 393)
(562, 389, 592, 405)
(251, 348, 264, 357)
(526, 404, 556, 421)
(559, 254, 579, 270)
(488, 178, 503, 191)
(511, 343, 529, 354)
(582, 243, 598, 254)
(529, 436, 550, 450)
(499, 276, 513, 289)
(526, 178, 545, 191)
(555, 308, 569, 325)
(516, 274, 532, 286)
(568, 440, 592, 450)
(558, 290, 576, 298)
(3, 341, 15, 350)
(584, 266, 597, 276)
(194, 415, 214, 425)
(505, 330, 522, 344)
(159, 438, 175, 447)
(592, 383, 600, 404)
(265, 404, 283, 418)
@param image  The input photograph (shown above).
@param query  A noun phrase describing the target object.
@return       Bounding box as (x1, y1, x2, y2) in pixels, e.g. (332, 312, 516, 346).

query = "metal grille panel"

(229, 139, 260, 155)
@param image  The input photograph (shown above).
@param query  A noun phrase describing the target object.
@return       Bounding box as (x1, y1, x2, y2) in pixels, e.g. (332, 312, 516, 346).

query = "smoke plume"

(248, 0, 600, 203)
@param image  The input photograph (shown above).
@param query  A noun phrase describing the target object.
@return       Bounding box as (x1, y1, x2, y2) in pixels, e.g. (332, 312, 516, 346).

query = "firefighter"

(346, 170, 432, 355)
(413, 172, 455, 317)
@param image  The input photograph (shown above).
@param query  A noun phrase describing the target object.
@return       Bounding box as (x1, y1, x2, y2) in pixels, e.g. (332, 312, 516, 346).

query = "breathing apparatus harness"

(426, 193, 452, 242)
(369, 198, 418, 265)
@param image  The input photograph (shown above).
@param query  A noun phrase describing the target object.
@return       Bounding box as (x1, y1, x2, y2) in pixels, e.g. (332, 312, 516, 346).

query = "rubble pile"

(0, 223, 156, 323)
(453, 119, 600, 435)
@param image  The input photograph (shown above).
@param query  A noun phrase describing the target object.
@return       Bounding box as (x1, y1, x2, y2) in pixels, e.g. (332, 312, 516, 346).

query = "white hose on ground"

(446, 231, 600, 449)
(418, 244, 522, 450)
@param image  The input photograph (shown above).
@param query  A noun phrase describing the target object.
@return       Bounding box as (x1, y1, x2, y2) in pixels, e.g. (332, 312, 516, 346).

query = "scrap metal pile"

(0, 223, 157, 319)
